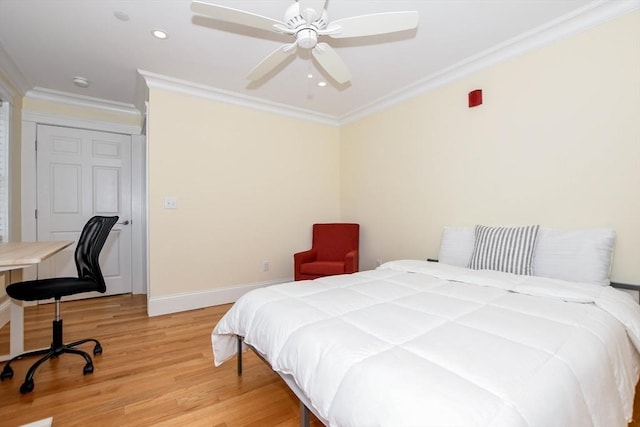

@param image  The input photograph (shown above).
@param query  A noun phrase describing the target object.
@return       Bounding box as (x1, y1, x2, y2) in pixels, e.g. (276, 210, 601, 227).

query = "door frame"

(20, 110, 146, 294)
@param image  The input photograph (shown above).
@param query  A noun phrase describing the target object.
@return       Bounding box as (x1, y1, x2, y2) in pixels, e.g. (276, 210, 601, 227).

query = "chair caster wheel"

(93, 344, 102, 355)
(83, 363, 94, 375)
(1, 365, 13, 380)
(20, 380, 34, 394)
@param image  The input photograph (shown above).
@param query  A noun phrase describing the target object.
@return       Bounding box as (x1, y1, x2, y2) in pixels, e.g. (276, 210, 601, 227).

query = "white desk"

(0, 241, 74, 361)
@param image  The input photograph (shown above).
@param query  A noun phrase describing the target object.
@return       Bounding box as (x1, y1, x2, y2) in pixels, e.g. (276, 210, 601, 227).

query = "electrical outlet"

(263, 260, 270, 272)
(164, 197, 178, 209)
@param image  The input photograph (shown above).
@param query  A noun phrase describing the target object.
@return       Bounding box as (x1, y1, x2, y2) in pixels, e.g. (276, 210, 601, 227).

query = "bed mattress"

(212, 260, 640, 427)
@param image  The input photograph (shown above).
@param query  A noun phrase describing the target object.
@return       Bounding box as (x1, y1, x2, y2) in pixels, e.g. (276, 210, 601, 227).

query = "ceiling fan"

(191, 0, 419, 84)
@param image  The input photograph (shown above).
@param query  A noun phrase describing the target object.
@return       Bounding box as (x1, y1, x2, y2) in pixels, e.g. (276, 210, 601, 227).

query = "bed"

(211, 225, 640, 426)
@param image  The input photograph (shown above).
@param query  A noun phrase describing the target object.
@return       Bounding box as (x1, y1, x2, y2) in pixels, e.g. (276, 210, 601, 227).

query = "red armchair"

(294, 223, 360, 281)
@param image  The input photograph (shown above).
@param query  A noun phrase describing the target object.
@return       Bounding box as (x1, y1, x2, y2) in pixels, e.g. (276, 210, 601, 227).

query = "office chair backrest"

(74, 216, 119, 293)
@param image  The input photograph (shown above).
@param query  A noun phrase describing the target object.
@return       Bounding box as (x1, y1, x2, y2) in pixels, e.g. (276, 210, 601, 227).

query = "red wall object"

(468, 89, 483, 108)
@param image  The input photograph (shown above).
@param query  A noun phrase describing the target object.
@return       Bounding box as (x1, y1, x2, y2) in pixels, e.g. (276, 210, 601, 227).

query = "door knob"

(118, 220, 130, 225)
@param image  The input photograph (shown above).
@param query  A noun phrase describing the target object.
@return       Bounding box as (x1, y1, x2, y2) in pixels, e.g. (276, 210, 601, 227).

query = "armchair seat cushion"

(300, 261, 346, 276)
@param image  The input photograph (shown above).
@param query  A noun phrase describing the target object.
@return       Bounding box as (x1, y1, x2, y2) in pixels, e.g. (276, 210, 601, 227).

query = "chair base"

(0, 319, 102, 394)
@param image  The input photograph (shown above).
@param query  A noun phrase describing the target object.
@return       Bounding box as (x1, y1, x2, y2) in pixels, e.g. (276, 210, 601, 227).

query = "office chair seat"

(6, 278, 103, 301)
(1, 215, 118, 394)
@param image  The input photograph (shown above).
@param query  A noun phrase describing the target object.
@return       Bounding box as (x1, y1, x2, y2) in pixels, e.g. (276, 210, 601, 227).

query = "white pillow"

(438, 226, 475, 267)
(437, 226, 615, 286)
(533, 228, 615, 286)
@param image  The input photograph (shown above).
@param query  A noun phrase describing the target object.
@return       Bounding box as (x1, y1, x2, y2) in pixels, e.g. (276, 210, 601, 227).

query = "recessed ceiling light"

(72, 77, 90, 88)
(307, 73, 313, 79)
(317, 81, 327, 87)
(113, 11, 129, 21)
(152, 29, 168, 40)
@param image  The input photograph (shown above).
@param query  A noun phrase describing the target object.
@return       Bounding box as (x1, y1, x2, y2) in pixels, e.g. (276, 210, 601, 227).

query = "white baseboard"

(147, 278, 291, 317)
(0, 298, 10, 329)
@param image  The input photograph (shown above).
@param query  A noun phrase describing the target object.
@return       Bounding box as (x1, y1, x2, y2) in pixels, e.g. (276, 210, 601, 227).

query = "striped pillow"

(468, 225, 540, 275)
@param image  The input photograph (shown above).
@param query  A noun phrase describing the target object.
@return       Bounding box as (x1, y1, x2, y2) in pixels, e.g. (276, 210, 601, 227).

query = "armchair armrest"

(294, 248, 317, 280)
(344, 249, 359, 273)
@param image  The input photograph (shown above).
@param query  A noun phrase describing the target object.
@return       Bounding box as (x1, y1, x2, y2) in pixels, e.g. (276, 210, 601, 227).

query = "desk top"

(0, 241, 74, 268)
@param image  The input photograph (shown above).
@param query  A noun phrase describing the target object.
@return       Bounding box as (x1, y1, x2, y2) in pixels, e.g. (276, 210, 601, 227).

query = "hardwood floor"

(0, 295, 322, 427)
(1, 294, 639, 427)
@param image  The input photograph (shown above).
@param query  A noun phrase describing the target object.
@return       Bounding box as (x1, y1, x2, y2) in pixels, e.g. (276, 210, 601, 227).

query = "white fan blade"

(191, 1, 283, 33)
(312, 42, 351, 84)
(326, 11, 419, 38)
(247, 43, 298, 81)
(298, 0, 326, 24)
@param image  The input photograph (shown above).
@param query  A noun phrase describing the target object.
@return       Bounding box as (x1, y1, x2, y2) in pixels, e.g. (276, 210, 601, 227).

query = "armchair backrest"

(312, 223, 360, 261)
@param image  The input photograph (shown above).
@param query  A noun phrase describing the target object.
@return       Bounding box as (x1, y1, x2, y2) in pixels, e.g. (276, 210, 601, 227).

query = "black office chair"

(0, 215, 118, 394)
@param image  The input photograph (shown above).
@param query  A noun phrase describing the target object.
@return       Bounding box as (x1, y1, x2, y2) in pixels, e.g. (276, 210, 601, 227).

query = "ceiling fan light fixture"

(191, 0, 419, 84)
(284, 2, 328, 30)
(296, 28, 317, 49)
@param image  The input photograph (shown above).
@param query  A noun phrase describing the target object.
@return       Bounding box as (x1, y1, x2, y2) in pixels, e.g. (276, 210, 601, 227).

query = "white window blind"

(0, 101, 8, 243)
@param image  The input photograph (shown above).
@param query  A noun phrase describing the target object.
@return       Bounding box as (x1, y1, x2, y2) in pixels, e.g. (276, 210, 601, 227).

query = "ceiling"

(0, 0, 618, 120)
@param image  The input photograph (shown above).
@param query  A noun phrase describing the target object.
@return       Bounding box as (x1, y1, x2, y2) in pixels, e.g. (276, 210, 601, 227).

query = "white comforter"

(212, 260, 640, 427)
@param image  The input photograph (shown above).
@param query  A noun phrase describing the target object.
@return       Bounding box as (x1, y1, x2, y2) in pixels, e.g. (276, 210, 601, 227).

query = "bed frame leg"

(300, 401, 310, 427)
(237, 335, 243, 376)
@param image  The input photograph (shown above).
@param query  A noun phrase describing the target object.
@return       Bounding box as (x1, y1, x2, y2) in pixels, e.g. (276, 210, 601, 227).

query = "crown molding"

(22, 88, 142, 134)
(138, 69, 339, 127)
(0, 41, 30, 98)
(25, 87, 141, 118)
(21, 110, 142, 135)
(339, 0, 640, 125)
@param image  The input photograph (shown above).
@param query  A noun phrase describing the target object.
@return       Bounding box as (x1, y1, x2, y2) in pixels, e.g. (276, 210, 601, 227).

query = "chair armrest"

(294, 248, 317, 264)
(344, 250, 359, 273)
(294, 249, 317, 280)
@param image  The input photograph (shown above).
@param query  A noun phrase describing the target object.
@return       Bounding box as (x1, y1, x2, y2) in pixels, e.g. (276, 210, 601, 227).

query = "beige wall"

(2, 9, 638, 305)
(340, 11, 640, 283)
(147, 88, 340, 297)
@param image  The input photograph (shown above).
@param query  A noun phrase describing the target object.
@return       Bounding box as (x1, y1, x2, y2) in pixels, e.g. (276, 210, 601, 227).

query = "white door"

(36, 124, 132, 297)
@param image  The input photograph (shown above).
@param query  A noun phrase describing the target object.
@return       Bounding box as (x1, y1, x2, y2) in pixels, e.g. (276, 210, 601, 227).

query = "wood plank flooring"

(0, 294, 639, 426)
(0, 295, 322, 426)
